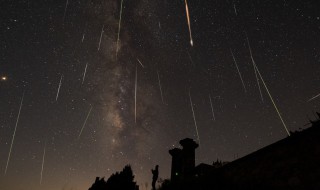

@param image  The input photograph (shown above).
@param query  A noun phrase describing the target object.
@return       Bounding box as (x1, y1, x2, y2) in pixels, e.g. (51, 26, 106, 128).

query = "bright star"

(1, 76, 7, 81)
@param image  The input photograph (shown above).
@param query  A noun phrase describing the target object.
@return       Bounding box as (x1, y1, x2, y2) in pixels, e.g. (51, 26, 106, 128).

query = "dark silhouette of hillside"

(88, 165, 139, 190)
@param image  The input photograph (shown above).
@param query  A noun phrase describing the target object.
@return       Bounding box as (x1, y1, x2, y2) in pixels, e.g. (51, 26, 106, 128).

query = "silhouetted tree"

(88, 177, 108, 190)
(158, 179, 171, 190)
(88, 165, 139, 190)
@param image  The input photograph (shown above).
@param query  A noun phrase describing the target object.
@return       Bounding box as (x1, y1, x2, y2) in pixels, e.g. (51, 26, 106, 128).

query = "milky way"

(0, 1, 319, 190)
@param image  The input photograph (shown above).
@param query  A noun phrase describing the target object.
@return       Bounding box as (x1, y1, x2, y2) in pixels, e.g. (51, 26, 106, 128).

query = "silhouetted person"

(151, 165, 159, 190)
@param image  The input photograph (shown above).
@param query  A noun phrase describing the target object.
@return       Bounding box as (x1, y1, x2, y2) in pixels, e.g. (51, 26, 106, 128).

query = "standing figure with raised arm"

(151, 165, 159, 190)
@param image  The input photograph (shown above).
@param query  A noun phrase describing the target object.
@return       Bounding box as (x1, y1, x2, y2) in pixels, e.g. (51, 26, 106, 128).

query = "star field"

(0, 0, 319, 190)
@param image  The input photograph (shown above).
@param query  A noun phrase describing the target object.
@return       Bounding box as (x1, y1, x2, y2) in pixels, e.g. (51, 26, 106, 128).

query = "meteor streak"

(189, 90, 200, 145)
(82, 33, 85, 43)
(307, 93, 320, 102)
(233, 3, 238, 16)
(209, 94, 216, 121)
(254, 67, 263, 102)
(184, 0, 193, 46)
(5, 91, 24, 175)
(78, 106, 93, 139)
(245, 33, 264, 102)
(82, 63, 88, 84)
(137, 59, 145, 68)
(40, 143, 46, 185)
(81, 33, 86, 43)
(63, 0, 69, 21)
(187, 51, 195, 66)
(253, 61, 291, 136)
(98, 25, 104, 51)
(230, 49, 247, 93)
(157, 70, 164, 104)
(116, 0, 124, 59)
(82, 22, 87, 43)
(56, 75, 63, 101)
(135, 65, 137, 123)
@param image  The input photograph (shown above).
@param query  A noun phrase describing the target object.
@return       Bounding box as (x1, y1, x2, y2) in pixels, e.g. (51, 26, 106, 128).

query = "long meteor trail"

(78, 106, 93, 139)
(184, 0, 193, 46)
(82, 63, 88, 84)
(40, 143, 46, 185)
(5, 91, 25, 175)
(189, 90, 200, 145)
(209, 94, 216, 121)
(56, 75, 63, 101)
(254, 66, 263, 102)
(98, 25, 104, 51)
(230, 49, 247, 93)
(116, 0, 124, 59)
(157, 70, 164, 104)
(253, 62, 291, 136)
(63, 0, 69, 21)
(245, 33, 264, 102)
(307, 93, 320, 102)
(135, 65, 137, 123)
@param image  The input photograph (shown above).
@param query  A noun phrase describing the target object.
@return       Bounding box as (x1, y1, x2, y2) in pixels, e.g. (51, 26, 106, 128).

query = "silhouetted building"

(194, 163, 214, 177)
(169, 148, 182, 181)
(169, 138, 198, 182)
(180, 138, 199, 177)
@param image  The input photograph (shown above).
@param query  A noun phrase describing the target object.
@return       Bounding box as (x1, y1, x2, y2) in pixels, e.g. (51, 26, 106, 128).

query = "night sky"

(0, 0, 320, 189)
